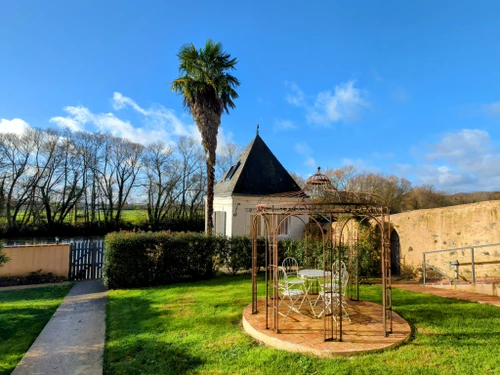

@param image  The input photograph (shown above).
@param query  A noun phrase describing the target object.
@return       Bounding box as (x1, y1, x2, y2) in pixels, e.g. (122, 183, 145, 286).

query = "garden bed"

(0, 271, 67, 287)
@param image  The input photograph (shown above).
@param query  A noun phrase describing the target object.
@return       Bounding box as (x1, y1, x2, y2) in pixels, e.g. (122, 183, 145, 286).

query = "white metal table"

(297, 269, 331, 317)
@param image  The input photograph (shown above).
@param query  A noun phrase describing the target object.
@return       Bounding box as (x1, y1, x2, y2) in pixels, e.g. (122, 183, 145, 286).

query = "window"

(250, 214, 289, 236)
(224, 161, 240, 181)
(214, 211, 226, 235)
(276, 214, 290, 236)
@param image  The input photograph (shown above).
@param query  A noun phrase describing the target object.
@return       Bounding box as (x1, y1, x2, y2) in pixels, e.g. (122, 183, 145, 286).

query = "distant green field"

(0, 209, 150, 226)
(120, 210, 148, 225)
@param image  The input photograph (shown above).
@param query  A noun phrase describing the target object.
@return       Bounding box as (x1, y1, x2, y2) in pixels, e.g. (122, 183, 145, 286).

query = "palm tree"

(171, 39, 239, 235)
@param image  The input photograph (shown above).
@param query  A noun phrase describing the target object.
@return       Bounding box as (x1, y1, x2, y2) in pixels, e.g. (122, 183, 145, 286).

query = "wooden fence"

(68, 240, 105, 280)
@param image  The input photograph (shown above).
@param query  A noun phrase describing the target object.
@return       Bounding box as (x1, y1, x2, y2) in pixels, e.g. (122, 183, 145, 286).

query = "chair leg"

(279, 293, 303, 323)
(340, 300, 351, 322)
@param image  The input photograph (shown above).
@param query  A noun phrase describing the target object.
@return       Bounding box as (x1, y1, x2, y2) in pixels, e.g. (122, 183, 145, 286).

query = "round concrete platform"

(242, 298, 411, 357)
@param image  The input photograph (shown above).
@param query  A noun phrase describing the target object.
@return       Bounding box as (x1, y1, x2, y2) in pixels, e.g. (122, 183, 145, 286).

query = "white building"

(212, 132, 306, 239)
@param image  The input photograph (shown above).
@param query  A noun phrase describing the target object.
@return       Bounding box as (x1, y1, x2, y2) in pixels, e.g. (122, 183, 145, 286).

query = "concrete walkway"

(392, 283, 500, 307)
(12, 280, 107, 375)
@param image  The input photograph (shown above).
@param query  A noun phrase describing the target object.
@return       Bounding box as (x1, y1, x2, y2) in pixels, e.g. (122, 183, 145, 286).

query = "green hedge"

(103, 231, 226, 289)
(219, 236, 268, 275)
(103, 231, 381, 289)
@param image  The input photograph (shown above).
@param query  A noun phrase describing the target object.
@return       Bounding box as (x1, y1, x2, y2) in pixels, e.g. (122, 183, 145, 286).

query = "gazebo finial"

(256, 123, 259, 136)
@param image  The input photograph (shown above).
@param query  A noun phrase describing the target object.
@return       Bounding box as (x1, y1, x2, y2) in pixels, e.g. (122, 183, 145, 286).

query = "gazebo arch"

(251, 167, 392, 342)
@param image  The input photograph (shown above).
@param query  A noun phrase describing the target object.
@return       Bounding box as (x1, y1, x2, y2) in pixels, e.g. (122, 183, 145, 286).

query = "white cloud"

(50, 105, 90, 131)
(295, 142, 312, 155)
(50, 93, 194, 145)
(393, 163, 413, 178)
(111, 92, 193, 139)
(285, 81, 369, 126)
(285, 81, 305, 107)
(416, 129, 500, 191)
(340, 158, 379, 173)
(295, 142, 316, 167)
(371, 68, 382, 82)
(215, 127, 234, 154)
(391, 86, 411, 103)
(51, 105, 166, 143)
(307, 81, 368, 125)
(49, 92, 234, 153)
(482, 101, 500, 116)
(417, 165, 474, 189)
(304, 157, 316, 167)
(274, 119, 297, 131)
(372, 151, 395, 159)
(0, 118, 32, 135)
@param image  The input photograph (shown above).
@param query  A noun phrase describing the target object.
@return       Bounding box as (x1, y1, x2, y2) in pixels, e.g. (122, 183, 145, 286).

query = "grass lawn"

(0, 285, 73, 375)
(119, 210, 149, 226)
(105, 275, 500, 375)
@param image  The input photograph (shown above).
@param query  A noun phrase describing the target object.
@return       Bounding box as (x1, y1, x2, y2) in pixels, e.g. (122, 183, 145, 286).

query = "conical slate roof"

(214, 134, 301, 196)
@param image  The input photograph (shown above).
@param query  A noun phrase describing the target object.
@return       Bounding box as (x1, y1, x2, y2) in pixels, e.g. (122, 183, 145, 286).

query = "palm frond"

(170, 39, 239, 115)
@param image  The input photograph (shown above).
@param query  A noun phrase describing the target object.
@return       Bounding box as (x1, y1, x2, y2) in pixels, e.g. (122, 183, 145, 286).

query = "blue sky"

(2, 0, 500, 192)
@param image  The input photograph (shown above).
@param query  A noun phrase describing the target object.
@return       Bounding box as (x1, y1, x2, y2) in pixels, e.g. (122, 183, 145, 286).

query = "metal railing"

(422, 243, 500, 286)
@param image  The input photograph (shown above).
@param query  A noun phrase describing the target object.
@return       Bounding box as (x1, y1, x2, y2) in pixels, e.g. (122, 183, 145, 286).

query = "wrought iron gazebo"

(250, 167, 393, 342)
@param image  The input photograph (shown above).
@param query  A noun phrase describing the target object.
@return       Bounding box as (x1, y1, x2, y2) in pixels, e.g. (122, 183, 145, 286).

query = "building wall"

(213, 195, 233, 236)
(213, 195, 306, 239)
(0, 244, 70, 277)
(390, 200, 500, 280)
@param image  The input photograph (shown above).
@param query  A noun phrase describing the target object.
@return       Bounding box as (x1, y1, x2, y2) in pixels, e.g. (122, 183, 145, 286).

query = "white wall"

(213, 195, 307, 239)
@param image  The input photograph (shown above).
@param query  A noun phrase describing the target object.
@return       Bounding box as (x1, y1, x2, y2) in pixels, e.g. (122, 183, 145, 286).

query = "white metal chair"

(282, 257, 305, 289)
(277, 266, 306, 323)
(314, 260, 351, 321)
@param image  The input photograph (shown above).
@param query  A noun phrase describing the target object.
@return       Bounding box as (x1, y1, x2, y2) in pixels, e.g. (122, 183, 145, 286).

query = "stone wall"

(390, 200, 500, 281)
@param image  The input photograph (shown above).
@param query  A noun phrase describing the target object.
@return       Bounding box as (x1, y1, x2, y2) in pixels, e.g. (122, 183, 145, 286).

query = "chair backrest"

(332, 260, 349, 291)
(277, 266, 289, 291)
(282, 257, 299, 277)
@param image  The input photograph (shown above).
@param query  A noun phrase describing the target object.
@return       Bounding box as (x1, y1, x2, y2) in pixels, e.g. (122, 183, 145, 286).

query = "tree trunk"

(205, 156, 215, 235)
(192, 103, 220, 236)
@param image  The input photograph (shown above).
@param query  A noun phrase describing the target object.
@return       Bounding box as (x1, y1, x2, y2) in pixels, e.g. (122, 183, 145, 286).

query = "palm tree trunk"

(193, 104, 220, 236)
(205, 157, 215, 235)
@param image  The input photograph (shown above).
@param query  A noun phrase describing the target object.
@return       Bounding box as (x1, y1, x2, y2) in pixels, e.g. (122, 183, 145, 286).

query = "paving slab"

(392, 283, 500, 307)
(12, 280, 107, 375)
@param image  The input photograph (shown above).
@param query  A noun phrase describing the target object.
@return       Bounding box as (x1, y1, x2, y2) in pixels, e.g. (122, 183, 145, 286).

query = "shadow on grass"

(104, 338, 203, 375)
(105, 293, 205, 375)
(0, 285, 72, 375)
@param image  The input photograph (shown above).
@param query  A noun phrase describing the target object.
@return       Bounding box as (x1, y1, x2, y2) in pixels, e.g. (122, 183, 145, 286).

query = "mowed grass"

(0, 285, 73, 375)
(119, 210, 149, 225)
(105, 275, 500, 375)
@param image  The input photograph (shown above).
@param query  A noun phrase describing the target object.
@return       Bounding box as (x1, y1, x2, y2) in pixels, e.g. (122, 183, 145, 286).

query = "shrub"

(220, 236, 268, 274)
(219, 236, 250, 274)
(357, 224, 382, 277)
(103, 231, 226, 289)
(0, 244, 9, 268)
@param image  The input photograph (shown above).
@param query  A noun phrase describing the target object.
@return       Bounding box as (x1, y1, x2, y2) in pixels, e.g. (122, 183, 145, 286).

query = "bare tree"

(176, 137, 204, 220)
(142, 141, 182, 228)
(216, 142, 243, 181)
(37, 129, 85, 225)
(324, 165, 358, 190)
(0, 129, 40, 231)
(94, 135, 144, 228)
